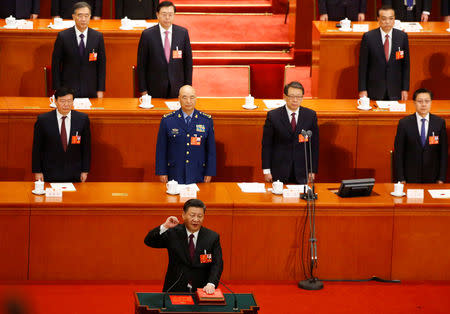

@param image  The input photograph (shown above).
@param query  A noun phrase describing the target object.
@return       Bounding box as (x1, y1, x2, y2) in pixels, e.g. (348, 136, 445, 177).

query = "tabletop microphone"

(218, 280, 238, 311)
(162, 271, 184, 310)
(306, 130, 316, 197)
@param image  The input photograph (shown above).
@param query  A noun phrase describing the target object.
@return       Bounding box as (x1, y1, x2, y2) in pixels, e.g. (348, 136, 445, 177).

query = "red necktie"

(61, 116, 67, 152)
(188, 234, 195, 262)
(291, 112, 296, 132)
(164, 31, 170, 63)
(384, 34, 390, 62)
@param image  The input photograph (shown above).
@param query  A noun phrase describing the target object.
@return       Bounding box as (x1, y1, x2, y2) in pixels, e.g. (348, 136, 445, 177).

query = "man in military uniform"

(155, 85, 216, 184)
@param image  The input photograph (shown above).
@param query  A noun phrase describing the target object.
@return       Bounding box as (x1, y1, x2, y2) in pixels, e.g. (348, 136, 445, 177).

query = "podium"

(135, 292, 259, 314)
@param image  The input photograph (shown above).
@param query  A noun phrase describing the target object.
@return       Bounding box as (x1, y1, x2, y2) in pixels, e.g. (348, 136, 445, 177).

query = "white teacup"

(121, 17, 132, 28)
(340, 18, 351, 30)
(49, 95, 55, 104)
(272, 180, 283, 194)
(357, 96, 370, 108)
(5, 16, 16, 25)
(34, 179, 44, 193)
(394, 19, 402, 29)
(245, 95, 255, 107)
(139, 94, 152, 107)
(166, 180, 178, 194)
(394, 182, 404, 195)
(53, 17, 63, 25)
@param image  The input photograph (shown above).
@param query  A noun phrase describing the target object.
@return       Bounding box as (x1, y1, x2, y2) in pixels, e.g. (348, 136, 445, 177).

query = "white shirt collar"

(75, 26, 88, 39)
(159, 24, 173, 35)
(186, 227, 199, 239)
(416, 112, 429, 122)
(285, 105, 299, 118)
(380, 28, 393, 39)
(56, 109, 71, 120)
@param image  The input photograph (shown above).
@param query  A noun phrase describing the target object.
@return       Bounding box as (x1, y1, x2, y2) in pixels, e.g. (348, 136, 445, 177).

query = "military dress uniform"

(155, 108, 216, 184)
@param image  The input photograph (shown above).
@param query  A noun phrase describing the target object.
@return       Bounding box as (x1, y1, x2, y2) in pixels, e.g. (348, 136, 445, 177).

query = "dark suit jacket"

(51, 0, 102, 19)
(144, 224, 223, 292)
(52, 26, 106, 98)
(443, 0, 450, 16)
(261, 105, 319, 184)
(319, 0, 366, 21)
(394, 113, 448, 183)
(358, 28, 410, 100)
(137, 24, 193, 98)
(115, 0, 157, 19)
(383, 0, 432, 21)
(0, 0, 40, 19)
(32, 110, 91, 182)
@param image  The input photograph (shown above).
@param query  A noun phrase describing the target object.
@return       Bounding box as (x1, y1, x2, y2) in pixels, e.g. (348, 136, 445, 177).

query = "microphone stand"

(298, 130, 323, 290)
(219, 280, 238, 311)
(162, 272, 184, 310)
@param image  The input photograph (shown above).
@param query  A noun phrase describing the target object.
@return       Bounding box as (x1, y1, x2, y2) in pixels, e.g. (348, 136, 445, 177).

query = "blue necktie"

(185, 116, 191, 127)
(79, 34, 85, 56)
(406, 0, 414, 7)
(420, 118, 426, 147)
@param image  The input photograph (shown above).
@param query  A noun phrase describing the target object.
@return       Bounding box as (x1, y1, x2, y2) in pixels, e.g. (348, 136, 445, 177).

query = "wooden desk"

(312, 21, 450, 99)
(1, 182, 450, 281)
(2, 97, 450, 183)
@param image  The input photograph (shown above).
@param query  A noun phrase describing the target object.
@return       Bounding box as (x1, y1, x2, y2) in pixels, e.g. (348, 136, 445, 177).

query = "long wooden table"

(1, 97, 450, 183)
(1, 181, 450, 281)
(312, 21, 450, 99)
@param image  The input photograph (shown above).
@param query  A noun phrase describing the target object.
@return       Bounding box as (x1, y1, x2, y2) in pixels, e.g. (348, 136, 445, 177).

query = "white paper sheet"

(237, 183, 266, 193)
(263, 99, 286, 109)
(389, 102, 406, 112)
(285, 184, 309, 192)
(74, 98, 92, 109)
(50, 183, 76, 192)
(352, 24, 369, 32)
(177, 184, 199, 193)
(165, 101, 181, 110)
(48, 21, 75, 29)
(401, 22, 423, 32)
(376, 101, 398, 109)
(428, 189, 450, 199)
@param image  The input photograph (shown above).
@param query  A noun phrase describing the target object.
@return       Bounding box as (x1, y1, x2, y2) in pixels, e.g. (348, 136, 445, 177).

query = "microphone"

(162, 271, 184, 310)
(306, 130, 316, 198)
(218, 280, 238, 311)
(301, 129, 310, 188)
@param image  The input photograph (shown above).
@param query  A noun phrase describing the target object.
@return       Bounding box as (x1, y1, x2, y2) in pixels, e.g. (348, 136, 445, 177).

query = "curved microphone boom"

(218, 280, 238, 311)
(162, 271, 184, 310)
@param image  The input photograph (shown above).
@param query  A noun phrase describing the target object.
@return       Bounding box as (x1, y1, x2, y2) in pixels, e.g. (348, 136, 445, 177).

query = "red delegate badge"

(190, 137, 201, 145)
(395, 50, 404, 60)
(429, 135, 439, 145)
(200, 253, 212, 263)
(298, 134, 309, 143)
(89, 51, 97, 62)
(173, 49, 182, 59)
(71, 135, 81, 144)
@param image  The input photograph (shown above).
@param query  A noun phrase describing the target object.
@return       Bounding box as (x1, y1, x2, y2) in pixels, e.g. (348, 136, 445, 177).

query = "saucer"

(32, 189, 45, 195)
(50, 103, 56, 108)
(272, 190, 283, 195)
(166, 190, 179, 195)
(390, 191, 405, 197)
(139, 103, 154, 109)
(242, 104, 257, 110)
(446, 28, 450, 32)
(339, 27, 352, 32)
(357, 105, 371, 111)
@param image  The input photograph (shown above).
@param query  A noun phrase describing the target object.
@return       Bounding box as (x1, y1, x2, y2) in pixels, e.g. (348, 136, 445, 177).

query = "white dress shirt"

(380, 28, 393, 60)
(75, 27, 88, 46)
(416, 112, 429, 138)
(159, 24, 173, 49)
(159, 225, 199, 248)
(56, 109, 71, 146)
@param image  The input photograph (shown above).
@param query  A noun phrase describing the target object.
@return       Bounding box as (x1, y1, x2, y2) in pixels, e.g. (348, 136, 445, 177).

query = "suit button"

(187, 134, 189, 137)
(186, 160, 189, 163)
(186, 151, 190, 155)
(187, 143, 190, 146)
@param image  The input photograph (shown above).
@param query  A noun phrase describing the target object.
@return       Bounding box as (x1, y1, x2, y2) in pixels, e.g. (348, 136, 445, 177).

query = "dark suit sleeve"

(81, 115, 91, 172)
(318, 0, 327, 15)
(423, 0, 432, 12)
(359, 0, 367, 13)
(208, 235, 223, 287)
(205, 118, 216, 176)
(358, 32, 369, 92)
(94, 0, 103, 17)
(402, 33, 410, 91)
(438, 119, 448, 182)
(311, 112, 319, 173)
(183, 30, 193, 85)
(155, 118, 168, 175)
(32, 117, 43, 173)
(261, 112, 274, 170)
(144, 226, 168, 248)
(97, 33, 106, 91)
(394, 120, 406, 182)
(51, 0, 59, 16)
(51, 32, 63, 91)
(137, 32, 149, 93)
(115, 0, 123, 19)
(32, 0, 40, 14)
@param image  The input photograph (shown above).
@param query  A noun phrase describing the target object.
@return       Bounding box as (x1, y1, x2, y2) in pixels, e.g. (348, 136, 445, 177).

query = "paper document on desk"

(74, 98, 92, 109)
(428, 189, 450, 199)
(401, 22, 423, 32)
(165, 101, 181, 110)
(286, 185, 310, 192)
(177, 184, 199, 193)
(50, 183, 76, 191)
(376, 101, 398, 109)
(48, 21, 75, 29)
(389, 102, 406, 112)
(263, 99, 286, 109)
(237, 183, 266, 193)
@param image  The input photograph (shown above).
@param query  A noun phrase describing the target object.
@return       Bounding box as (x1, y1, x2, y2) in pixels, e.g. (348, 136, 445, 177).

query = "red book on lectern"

(196, 288, 225, 302)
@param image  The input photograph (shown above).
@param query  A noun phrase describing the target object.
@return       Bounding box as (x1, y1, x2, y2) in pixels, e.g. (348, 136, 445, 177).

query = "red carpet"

(1, 281, 450, 314)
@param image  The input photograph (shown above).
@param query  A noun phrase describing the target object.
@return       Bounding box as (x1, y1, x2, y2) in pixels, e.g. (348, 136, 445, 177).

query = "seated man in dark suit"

(145, 199, 223, 294)
(319, 0, 367, 21)
(443, 0, 450, 22)
(394, 88, 448, 183)
(115, 0, 158, 19)
(382, 0, 432, 22)
(261, 81, 319, 184)
(137, 1, 193, 98)
(358, 5, 410, 101)
(0, 0, 40, 19)
(52, 0, 102, 20)
(32, 87, 91, 182)
(51, 1, 106, 98)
